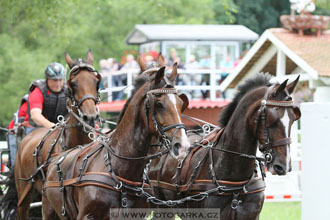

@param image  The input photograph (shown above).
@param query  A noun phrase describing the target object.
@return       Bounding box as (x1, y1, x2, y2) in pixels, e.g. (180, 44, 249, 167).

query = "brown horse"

(13, 50, 101, 219)
(41, 63, 191, 219)
(148, 73, 301, 220)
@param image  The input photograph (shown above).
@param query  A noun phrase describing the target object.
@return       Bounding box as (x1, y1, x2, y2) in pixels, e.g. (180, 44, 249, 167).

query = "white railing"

(100, 68, 228, 102)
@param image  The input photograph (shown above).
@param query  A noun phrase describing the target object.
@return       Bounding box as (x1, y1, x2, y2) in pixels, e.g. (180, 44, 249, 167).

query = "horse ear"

(293, 106, 301, 121)
(86, 49, 94, 65)
(275, 79, 288, 96)
(286, 75, 300, 94)
(179, 93, 189, 112)
(168, 63, 178, 83)
(65, 52, 73, 68)
(137, 56, 146, 72)
(157, 53, 165, 67)
(155, 66, 165, 84)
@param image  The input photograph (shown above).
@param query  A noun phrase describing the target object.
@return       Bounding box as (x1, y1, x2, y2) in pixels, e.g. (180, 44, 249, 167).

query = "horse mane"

(218, 73, 273, 127)
(117, 73, 150, 124)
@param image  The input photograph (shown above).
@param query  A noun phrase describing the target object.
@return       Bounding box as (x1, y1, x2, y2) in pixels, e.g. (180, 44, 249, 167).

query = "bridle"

(67, 61, 101, 117)
(145, 86, 186, 157)
(254, 85, 294, 163)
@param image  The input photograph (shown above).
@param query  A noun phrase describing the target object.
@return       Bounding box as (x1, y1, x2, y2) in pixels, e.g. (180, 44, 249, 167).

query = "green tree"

(233, 0, 290, 34)
(0, 0, 222, 127)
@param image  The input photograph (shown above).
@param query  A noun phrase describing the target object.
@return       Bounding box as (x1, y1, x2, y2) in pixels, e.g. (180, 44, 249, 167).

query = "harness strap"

(17, 183, 33, 207)
(77, 94, 98, 108)
(149, 177, 265, 195)
(44, 172, 153, 195)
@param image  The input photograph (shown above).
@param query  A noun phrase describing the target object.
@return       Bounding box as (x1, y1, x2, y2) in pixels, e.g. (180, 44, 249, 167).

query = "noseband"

(255, 85, 294, 163)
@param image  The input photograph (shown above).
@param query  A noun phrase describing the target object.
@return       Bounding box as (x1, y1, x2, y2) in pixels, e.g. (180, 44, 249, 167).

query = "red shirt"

(8, 102, 28, 129)
(28, 87, 45, 110)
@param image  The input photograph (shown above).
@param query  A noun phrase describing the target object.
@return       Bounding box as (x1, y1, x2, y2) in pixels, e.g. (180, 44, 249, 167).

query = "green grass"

(260, 202, 301, 220)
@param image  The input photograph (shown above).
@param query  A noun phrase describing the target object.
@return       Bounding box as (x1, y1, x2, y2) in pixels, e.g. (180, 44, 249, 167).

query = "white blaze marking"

(280, 109, 291, 172)
(168, 94, 190, 151)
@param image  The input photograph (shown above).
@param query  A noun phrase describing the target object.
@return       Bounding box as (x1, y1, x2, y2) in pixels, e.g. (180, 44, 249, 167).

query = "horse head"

(147, 64, 190, 158)
(65, 49, 101, 127)
(125, 55, 190, 159)
(247, 76, 301, 175)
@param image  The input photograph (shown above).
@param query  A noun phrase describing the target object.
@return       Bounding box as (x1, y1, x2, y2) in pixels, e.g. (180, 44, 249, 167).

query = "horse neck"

(110, 99, 152, 181)
(214, 101, 258, 181)
(64, 108, 92, 148)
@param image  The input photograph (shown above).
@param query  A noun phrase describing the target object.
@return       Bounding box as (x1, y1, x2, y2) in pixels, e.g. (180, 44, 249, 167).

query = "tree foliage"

(0, 0, 329, 127)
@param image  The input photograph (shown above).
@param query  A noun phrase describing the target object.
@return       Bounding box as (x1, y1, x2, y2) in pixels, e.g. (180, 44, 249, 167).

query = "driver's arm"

(30, 108, 55, 128)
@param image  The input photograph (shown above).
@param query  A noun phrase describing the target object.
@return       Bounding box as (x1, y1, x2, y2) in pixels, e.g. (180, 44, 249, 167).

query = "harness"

(17, 62, 102, 208)
(145, 85, 296, 214)
(43, 86, 187, 217)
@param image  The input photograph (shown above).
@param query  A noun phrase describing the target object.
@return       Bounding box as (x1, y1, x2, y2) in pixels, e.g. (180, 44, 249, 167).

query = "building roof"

(126, 24, 259, 45)
(271, 28, 330, 77)
(220, 28, 330, 91)
(99, 100, 230, 112)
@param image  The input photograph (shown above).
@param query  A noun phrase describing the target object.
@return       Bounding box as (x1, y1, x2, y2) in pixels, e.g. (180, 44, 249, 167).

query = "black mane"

(117, 73, 150, 124)
(218, 73, 272, 127)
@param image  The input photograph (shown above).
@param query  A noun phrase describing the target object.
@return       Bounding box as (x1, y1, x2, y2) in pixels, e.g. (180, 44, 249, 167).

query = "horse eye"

(71, 82, 77, 88)
(156, 101, 164, 109)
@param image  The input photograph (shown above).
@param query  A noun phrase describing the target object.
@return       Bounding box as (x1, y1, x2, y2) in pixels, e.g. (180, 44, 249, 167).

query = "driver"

(26, 62, 69, 134)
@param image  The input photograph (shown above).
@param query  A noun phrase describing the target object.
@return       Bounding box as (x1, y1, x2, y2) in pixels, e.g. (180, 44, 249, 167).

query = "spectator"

(144, 54, 156, 68)
(107, 58, 123, 101)
(99, 59, 109, 89)
(219, 55, 234, 99)
(166, 48, 186, 86)
(166, 48, 185, 69)
(185, 55, 202, 99)
(199, 54, 212, 69)
(121, 54, 139, 79)
(185, 55, 199, 69)
(220, 54, 234, 74)
(199, 54, 212, 99)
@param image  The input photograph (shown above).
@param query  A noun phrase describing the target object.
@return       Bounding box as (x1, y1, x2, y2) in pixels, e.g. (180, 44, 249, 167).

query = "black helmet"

(45, 62, 66, 79)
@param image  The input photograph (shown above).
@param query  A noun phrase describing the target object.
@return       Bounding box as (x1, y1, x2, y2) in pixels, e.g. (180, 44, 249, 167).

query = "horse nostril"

(273, 164, 285, 175)
(173, 143, 180, 156)
(82, 115, 89, 122)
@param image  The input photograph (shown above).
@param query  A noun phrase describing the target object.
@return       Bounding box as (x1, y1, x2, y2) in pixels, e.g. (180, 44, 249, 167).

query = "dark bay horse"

(41, 63, 191, 219)
(13, 50, 101, 219)
(148, 73, 301, 220)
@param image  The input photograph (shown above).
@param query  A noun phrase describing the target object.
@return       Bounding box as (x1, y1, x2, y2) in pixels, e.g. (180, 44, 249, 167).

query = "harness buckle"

(115, 181, 123, 190)
(231, 193, 242, 210)
(265, 153, 273, 163)
(121, 190, 127, 208)
(177, 159, 183, 169)
(61, 207, 66, 216)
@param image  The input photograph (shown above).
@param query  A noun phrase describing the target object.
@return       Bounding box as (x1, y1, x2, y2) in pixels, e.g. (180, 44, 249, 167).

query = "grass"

(260, 202, 301, 220)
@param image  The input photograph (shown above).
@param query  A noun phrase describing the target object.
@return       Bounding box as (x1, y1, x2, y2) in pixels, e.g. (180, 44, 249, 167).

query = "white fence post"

(301, 102, 330, 220)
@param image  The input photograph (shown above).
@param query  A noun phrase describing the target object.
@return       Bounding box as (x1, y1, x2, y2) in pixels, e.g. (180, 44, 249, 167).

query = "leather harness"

(43, 86, 188, 217)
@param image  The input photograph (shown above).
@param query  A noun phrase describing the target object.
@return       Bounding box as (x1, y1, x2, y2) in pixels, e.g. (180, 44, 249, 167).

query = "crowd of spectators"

(99, 48, 242, 100)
